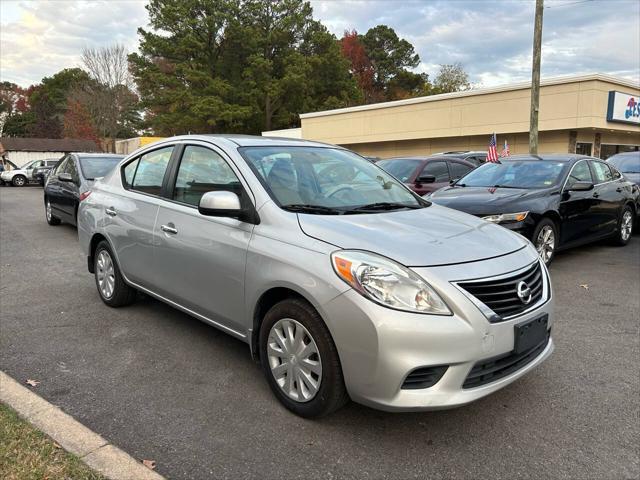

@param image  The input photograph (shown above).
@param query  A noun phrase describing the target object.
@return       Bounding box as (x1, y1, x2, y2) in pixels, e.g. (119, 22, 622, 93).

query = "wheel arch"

(87, 233, 110, 273)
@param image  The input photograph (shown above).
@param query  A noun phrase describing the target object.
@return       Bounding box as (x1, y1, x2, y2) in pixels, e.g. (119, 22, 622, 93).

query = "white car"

(0, 159, 40, 186)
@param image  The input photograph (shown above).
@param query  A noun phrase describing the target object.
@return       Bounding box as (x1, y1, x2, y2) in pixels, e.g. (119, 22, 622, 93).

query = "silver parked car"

(78, 135, 554, 417)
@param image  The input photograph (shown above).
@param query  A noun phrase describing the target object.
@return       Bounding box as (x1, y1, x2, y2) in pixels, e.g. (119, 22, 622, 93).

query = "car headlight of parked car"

(483, 211, 529, 224)
(331, 250, 452, 315)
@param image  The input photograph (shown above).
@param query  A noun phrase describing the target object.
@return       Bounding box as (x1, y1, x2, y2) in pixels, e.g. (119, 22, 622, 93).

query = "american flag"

(487, 133, 500, 163)
(500, 139, 510, 157)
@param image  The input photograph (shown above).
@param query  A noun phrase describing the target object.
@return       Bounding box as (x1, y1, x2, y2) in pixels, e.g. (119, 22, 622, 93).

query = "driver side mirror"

(198, 191, 260, 224)
(416, 174, 436, 184)
(449, 177, 460, 185)
(568, 181, 594, 192)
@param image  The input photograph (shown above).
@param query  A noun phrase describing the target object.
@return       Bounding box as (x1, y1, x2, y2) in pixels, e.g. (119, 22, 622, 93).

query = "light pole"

(529, 0, 544, 154)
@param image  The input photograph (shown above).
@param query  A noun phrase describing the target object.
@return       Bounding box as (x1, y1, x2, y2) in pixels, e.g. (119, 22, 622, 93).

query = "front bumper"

(321, 245, 554, 411)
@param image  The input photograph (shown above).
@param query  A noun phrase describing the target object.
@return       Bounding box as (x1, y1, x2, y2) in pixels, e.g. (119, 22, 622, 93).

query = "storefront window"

(576, 143, 592, 156)
(600, 144, 640, 160)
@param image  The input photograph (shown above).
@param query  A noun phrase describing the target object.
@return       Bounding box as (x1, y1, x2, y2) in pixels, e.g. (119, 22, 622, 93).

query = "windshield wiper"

(282, 204, 344, 215)
(344, 202, 423, 213)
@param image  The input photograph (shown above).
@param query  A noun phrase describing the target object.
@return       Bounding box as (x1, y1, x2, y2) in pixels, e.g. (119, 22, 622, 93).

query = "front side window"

(449, 161, 473, 179)
(566, 161, 592, 189)
(421, 161, 449, 182)
(173, 146, 241, 206)
(458, 160, 569, 189)
(590, 161, 613, 184)
(53, 158, 68, 175)
(241, 146, 424, 214)
(126, 146, 173, 195)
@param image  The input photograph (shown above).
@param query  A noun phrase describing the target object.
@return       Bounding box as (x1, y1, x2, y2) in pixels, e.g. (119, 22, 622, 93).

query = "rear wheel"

(259, 298, 348, 418)
(45, 198, 61, 225)
(94, 241, 137, 307)
(532, 218, 558, 265)
(12, 175, 26, 187)
(613, 206, 634, 246)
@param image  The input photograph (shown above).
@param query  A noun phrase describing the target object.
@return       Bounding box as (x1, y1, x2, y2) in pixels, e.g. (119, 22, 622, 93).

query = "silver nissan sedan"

(78, 135, 554, 417)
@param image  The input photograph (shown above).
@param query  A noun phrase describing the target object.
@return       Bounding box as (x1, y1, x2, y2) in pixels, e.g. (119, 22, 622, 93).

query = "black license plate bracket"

(514, 314, 548, 354)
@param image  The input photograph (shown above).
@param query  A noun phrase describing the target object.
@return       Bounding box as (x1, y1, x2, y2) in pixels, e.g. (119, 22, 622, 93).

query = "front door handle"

(105, 207, 117, 217)
(161, 224, 178, 235)
(616, 187, 623, 193)
(592, 192, 599, 198)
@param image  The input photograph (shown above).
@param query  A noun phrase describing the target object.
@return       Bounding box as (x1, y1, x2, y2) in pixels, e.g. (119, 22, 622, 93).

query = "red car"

(377, 156, 476, 195)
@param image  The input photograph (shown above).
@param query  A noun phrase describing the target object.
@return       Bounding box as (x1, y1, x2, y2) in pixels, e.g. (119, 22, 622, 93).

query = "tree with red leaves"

(63, 99, 99, 146)
(340, 30, 378, 103)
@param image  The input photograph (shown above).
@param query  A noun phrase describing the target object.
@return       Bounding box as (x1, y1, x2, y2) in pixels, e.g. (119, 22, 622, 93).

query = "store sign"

(607, 91, 640, 125)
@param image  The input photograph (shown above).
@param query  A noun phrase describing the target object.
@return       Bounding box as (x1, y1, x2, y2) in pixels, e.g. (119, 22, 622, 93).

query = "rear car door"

(415, 160, 450, 194)
(153, 144, 254, 333)
(590, 160, 623, 236)
(46, 156, 69, 218)
(559, 160, 600, 245)
(105, 146, 174, 287)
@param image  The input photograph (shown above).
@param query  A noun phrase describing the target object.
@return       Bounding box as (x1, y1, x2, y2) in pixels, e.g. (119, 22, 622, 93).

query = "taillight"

(79, 191, 92, 201)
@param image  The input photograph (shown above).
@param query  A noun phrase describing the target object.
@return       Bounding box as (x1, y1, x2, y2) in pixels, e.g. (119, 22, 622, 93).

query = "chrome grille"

(457, 261, 545, 322)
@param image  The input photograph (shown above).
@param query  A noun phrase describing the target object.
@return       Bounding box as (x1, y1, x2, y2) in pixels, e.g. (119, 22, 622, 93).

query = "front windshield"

(608, 153, 640, 173)
(240, 146, 425, 213)
(457, 160, 569, 189)
(79, 156, 123, 180)
(377, 159, 421, 182)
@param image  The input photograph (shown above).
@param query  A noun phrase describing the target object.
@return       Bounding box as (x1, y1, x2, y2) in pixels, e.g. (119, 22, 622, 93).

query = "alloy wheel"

(267, 318, 322, 403)
(535, 225, 555, 264)
(621, 210, 633, 242)
(96, 250, 116, 299)
(14, 176, 25, 186)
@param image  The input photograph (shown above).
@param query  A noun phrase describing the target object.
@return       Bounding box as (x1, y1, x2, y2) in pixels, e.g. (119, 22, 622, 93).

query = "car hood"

(429, 186, 550, 215)
(297, 204, 528, 267)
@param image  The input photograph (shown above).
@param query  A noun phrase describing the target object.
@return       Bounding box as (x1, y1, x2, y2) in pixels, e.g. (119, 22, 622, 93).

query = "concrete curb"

(0, 370, 165, 480)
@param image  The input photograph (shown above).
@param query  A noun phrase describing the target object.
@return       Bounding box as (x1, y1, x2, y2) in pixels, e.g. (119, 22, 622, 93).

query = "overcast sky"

(1, 0, 639, 88)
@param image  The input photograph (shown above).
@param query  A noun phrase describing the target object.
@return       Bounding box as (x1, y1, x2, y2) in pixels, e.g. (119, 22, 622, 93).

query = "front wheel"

(12, 175, 26, 187)
(532, 218, 558, 265)
(613, 206, 634, 246)
(94, 241, 137, 307)
(259, 298, 348, 418)
(45, 198, 61, 225)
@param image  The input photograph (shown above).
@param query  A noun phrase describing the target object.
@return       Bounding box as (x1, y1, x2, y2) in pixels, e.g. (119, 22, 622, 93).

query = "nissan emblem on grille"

(517, 281, 532, 304)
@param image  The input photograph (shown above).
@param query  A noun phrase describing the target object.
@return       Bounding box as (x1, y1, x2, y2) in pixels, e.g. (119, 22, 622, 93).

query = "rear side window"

(590, 161, 613, 184)
(566, 161, 592, 189)
(449, 161, 473, 179)
(173, 146, 241, 206)
(124, 147, 173, 195)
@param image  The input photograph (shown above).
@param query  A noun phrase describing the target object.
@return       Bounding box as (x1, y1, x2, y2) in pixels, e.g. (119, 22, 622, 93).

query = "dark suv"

(32, 158, 61, 186)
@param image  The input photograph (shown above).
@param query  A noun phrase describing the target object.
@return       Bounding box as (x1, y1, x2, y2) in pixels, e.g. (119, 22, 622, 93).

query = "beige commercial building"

(282, 73, 640, 159)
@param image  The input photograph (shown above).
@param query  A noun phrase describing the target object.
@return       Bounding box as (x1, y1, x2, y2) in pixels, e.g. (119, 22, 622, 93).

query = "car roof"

(382, 155, 472, 162)
(608, 151, 639, 157)
(155, 134, 339, 149)
(72, 153, 125, 158)
(497, 154, 592, 163)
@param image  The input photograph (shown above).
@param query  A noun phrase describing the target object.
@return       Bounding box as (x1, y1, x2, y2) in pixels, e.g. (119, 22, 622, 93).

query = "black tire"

(259, 298, 349, 418)
(12, 175, 26, 187)
(93, 240, 137, 307)
(612, 205, 634, 246)
(532, 218, 558, 265)
(45, 197, 61, 225)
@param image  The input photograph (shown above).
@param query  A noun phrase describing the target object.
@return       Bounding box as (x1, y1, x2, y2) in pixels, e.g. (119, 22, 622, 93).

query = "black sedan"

(44, 153, 124, 226)
(428, 154, 639, 264)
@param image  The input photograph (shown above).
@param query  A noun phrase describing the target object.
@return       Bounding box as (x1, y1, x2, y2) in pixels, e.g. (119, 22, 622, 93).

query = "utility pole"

(529, 0, 544, 154)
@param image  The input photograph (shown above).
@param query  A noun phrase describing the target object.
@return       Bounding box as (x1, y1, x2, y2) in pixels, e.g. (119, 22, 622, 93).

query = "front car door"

(153, 143, 254, 334)
(558, 159, 600, 245)
(414, 160, 450, 194)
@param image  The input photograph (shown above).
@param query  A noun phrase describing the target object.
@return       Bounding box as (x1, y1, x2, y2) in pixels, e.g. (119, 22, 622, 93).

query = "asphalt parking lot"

(1, 186, 639, 480)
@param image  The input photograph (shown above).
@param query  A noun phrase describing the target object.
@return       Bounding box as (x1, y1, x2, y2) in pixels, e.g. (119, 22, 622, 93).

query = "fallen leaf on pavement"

(142, 459, 156, 470)
(26, 379, 40, 387)
(579, 284, 589, 290)
(53, 442, 61, 449)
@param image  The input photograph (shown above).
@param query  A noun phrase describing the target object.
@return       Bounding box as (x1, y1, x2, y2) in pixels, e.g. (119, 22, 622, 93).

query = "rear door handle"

(105, 207, 117, 217)
(161, 224, 178, 235)
(592, 192, 599, 198)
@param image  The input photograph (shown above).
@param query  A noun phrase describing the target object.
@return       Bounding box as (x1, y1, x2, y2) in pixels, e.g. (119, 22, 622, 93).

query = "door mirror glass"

(58, 172, 74, 183)
(198, 191, 241, 217)
(569, 181, 594, 192)
(417, 174, 436, 183)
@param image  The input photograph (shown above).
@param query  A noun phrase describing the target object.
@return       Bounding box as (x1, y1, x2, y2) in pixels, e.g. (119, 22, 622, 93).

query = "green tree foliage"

(130, 0, 360, 135)
(431, 63, 471, 94)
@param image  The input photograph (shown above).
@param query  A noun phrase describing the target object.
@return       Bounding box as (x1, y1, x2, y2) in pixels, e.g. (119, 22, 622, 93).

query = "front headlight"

(483, 211, 529, 223)
(331, 250, 451, 315)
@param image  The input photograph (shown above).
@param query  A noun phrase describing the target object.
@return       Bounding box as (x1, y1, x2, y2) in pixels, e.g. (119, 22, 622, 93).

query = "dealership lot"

(1, 186, 638, 479)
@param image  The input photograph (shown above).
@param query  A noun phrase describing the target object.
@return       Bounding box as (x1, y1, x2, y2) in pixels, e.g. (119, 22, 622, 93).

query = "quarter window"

(590, 161, 613, 184)
(566, 161, 592, 189)
(126, 147, 173, 195)
(173, 146, 241, 207)
(420, 161, 449, 182)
